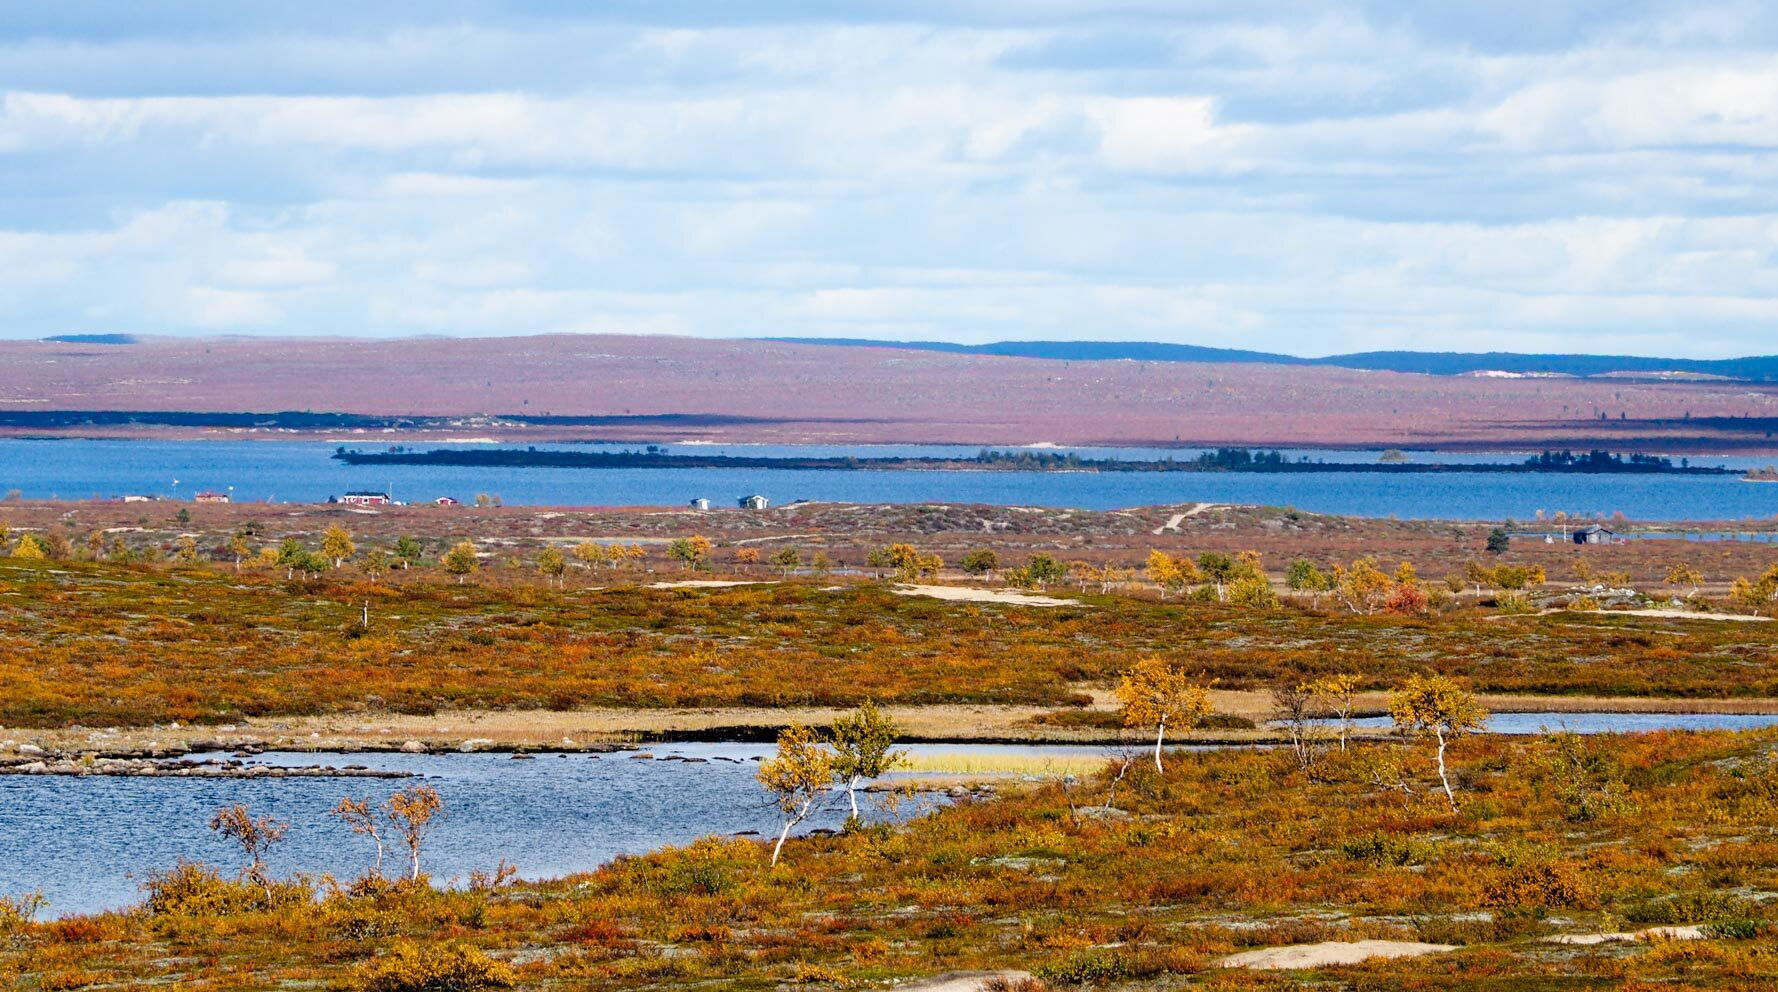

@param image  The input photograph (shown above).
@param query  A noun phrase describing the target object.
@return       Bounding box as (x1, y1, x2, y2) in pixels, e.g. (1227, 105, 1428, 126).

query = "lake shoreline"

(14, 694, 1778, 762)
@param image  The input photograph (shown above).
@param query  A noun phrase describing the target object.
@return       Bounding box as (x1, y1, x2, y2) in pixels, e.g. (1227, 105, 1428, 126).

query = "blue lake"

(0, 742, 1092, 918)
(0, 438, 1774, 520)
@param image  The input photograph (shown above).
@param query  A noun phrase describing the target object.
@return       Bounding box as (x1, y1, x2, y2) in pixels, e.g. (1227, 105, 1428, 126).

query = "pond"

(1340, 711, 1778, 735)
(0, 742, 1121, 918)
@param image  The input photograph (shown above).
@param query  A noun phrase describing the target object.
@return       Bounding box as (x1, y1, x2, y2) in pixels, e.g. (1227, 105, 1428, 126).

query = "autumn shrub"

(1481, 859, 1595, 910)
(1340, 832, 1435, 867)
(1195, 713, 1257, 730)
(356, 940, 515, 992)
(142, 860, 312, 917)
(1621, 891, 1756, 926)
(328, 903, 404, 940)
(0, 892, 45, 933)
(1383, 582, 1429, 616)
(1035, 948, 1171, 985)
(1704, 918, 1771, 940)
(1412, 910, 1550, 945)
(1494, 592, 1535, 615)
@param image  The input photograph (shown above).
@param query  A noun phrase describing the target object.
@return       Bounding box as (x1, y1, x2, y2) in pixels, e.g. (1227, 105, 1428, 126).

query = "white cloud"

(184, 287, 280, 328)
(0, 3, 1774, 356)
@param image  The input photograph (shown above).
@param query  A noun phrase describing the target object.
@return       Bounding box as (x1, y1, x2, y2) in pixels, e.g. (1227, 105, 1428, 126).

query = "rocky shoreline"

(0, 753, 413, 778)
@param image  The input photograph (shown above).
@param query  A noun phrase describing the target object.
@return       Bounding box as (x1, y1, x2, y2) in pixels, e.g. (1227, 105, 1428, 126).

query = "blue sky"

(2, 1, 1776, 356)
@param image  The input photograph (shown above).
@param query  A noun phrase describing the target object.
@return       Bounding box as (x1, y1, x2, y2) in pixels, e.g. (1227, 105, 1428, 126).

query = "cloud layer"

(3, 1, 1776, 356)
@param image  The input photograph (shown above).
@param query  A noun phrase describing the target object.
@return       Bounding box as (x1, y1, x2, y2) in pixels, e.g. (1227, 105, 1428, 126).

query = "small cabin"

(1573, 524, 1614, 545)
(434, 496, 459, 506)
(193, 492, 231, 504)
(737, 494, 769, 510)
(689, 497, 711, 511)
(338, 491, 392, 506)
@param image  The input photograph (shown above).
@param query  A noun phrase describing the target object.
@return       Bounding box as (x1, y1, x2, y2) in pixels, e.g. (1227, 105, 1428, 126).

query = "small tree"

(333, 797, 387, 877)
(363, 549, 390, 582)
(1389, 674, 1487, 811)
(385, 786, 444, 881)
(276, 537, 307, 579)
(877, 543, 941, 582)
(733, 547, 762, 572)
(1114, 655, 1212, 772)
(441, 541, 479, 584)
(11, 533, 46, 559)
(393, 536, 423, 570)
(228, 533, 252, 571)
(829, 701, 906, 821)
(209, 803, 289, 896)
(1285, 559, 1332, 603)
(1147, 550, 1197, 598)
(1486, 528, 1511, 554)
(321, 524, 356, 568)
(667, 536, 713, 571)
(771, 547, 802, 575)
(960, 548, 998, 577)
(1310, 673, 1361, 751)
(1271, 680, 1323, 772)
(1333, 556, 1393, 614)
(1197, 552, 1234, 601)
(537, 546, 567, 587)
(1665, 563, 1703, 599)
(1020, 552, 1067, 590)
(758, 724, 836, 867)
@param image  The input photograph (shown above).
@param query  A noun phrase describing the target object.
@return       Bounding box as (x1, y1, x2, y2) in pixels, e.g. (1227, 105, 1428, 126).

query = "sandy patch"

(1219, 940, 1455, 970)
(1598, 609, 1769, 622)
(1546, 925, 1707, 945)
(893, 584, 1078, 607)
(648, 579, 765, 589)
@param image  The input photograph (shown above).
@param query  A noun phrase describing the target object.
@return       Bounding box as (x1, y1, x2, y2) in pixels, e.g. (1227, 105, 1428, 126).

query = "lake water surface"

(0, 742, 1111, 918)
(1, 439, 1775, 520)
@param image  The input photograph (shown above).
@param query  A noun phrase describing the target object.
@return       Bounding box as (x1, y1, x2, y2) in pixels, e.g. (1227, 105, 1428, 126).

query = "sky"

(2, 2, 1777, 357)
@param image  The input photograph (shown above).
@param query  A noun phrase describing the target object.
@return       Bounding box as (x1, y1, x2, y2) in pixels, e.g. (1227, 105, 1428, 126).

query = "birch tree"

(758, 724, 836, 867)
(1114, 656, 1212, 773)
(1389, 674, 1487, 811)
(829, 701, 906, 822)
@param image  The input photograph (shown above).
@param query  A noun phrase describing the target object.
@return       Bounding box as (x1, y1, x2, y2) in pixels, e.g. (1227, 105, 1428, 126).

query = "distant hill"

(769, 338, 1778, 381)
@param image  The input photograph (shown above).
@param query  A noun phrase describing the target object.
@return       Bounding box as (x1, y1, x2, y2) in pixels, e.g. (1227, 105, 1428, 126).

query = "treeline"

(333, 446, 1736, 475)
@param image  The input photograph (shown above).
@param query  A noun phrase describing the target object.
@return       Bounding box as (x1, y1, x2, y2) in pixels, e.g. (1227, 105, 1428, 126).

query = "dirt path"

(1151, 502, 1231, 534)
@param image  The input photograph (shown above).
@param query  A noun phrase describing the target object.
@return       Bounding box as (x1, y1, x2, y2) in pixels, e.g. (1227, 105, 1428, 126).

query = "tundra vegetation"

(2, 527, 1778, 728)
(3, 512, 1778, 989)
(8, 726, 1778, 989)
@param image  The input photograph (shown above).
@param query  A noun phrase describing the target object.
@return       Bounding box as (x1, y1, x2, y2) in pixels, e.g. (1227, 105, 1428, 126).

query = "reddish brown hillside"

(4, 334, 1778, 450)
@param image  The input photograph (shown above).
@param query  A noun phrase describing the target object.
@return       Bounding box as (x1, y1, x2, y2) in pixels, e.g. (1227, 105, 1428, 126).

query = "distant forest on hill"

(771, 337, 1778, 381)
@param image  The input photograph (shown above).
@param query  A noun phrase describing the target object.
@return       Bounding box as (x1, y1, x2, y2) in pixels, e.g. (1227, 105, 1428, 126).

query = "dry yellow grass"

(894, 752, 1114, 777)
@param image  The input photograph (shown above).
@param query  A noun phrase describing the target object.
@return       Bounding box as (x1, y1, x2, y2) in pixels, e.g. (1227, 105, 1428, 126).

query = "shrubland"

(7, 729, 1778, 989)
(3, 546, 1778, 728)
